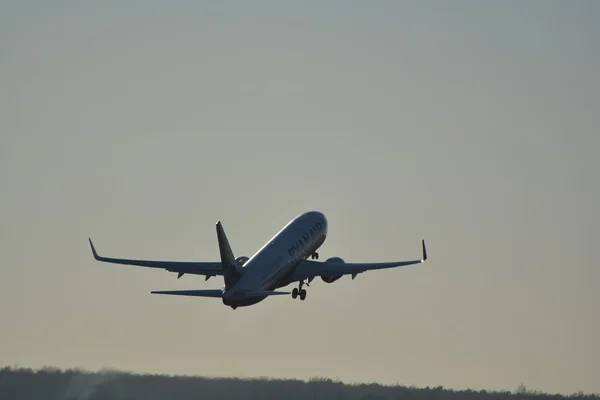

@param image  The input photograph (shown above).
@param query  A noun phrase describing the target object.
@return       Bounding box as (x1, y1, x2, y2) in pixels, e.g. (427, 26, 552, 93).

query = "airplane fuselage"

(222, 211, 328, 308)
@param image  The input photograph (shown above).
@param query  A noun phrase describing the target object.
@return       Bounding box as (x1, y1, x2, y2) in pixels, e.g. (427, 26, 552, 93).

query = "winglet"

(89, 238, 100, 260)
(422, 239, 427, 262)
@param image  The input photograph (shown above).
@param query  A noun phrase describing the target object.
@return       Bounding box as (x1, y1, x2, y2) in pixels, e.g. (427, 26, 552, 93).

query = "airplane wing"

(88, 238, 222, 278)
(289, 239, 427, 283)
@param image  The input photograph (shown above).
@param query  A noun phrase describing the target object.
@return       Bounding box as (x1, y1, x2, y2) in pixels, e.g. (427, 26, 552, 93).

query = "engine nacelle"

(320, 257, 345, 283)
(236, 256, 249, 267)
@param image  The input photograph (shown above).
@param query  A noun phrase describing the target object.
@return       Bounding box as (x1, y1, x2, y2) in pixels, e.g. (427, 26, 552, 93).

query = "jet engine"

(236, 256, 249, 267)
(320, 257, 345, 283)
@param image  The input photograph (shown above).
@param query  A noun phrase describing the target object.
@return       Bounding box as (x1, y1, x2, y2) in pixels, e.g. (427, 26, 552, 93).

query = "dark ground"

(0, 366, 598, 400)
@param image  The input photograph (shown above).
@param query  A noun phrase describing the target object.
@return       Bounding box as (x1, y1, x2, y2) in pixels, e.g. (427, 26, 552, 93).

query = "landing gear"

(292, 288, 307, 300)
(291, 280, 308, 300)
(310, 252, 319, 260)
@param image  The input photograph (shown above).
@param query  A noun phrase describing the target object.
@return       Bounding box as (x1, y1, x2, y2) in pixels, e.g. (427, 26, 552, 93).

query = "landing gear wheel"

(299, 289, 307, 301)
(310, 252, 319, 260)
(293, 281, 308, 300)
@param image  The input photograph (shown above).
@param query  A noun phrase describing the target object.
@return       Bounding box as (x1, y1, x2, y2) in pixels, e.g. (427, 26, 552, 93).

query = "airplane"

(88, 211, 427, 310)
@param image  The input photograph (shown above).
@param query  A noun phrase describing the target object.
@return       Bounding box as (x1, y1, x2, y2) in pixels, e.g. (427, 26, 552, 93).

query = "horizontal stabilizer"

(150, 289, 224, 298)
(149, 289, 291, 298)
(241, 290, 291, 297)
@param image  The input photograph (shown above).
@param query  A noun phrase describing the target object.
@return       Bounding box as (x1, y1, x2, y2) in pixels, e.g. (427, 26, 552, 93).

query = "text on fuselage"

(287, 222, 323, 257)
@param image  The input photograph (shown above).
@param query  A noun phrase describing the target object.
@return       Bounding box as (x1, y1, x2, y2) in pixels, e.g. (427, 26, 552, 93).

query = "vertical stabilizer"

(216, 221, 241, 288)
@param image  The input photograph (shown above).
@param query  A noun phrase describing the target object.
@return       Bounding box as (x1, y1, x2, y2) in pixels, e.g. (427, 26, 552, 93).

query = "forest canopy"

(0, 366, 598, 400)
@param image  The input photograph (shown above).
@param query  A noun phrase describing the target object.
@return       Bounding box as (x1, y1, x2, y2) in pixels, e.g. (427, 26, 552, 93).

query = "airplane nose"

(313, 211, 325, 219)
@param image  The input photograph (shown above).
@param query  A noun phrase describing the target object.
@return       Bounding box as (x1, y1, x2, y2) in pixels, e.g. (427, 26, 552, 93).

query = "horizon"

(2, 365, 598, 396)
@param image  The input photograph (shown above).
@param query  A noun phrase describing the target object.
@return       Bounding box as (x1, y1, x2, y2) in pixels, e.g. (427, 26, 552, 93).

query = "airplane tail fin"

(216, 221, 241, 288)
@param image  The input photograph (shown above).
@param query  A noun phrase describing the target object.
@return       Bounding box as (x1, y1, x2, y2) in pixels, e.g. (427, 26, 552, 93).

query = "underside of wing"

(290, 239, 427, 283)
(88, 238, 223, 277)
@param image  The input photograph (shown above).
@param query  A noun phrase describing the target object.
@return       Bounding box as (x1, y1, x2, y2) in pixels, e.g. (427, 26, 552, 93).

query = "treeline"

(0, 366, 597, 400)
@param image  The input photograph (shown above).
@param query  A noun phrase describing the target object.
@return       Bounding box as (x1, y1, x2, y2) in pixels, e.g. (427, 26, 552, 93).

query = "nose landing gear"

(291, 280, 308, 300)
(310, 252, 319, 259)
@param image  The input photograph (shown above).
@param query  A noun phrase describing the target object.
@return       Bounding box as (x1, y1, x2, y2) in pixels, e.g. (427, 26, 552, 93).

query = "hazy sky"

(1, 0, 599, 395)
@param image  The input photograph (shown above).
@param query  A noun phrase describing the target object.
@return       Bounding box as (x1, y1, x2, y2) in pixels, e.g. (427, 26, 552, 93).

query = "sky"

(1, 0, 599, 395)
